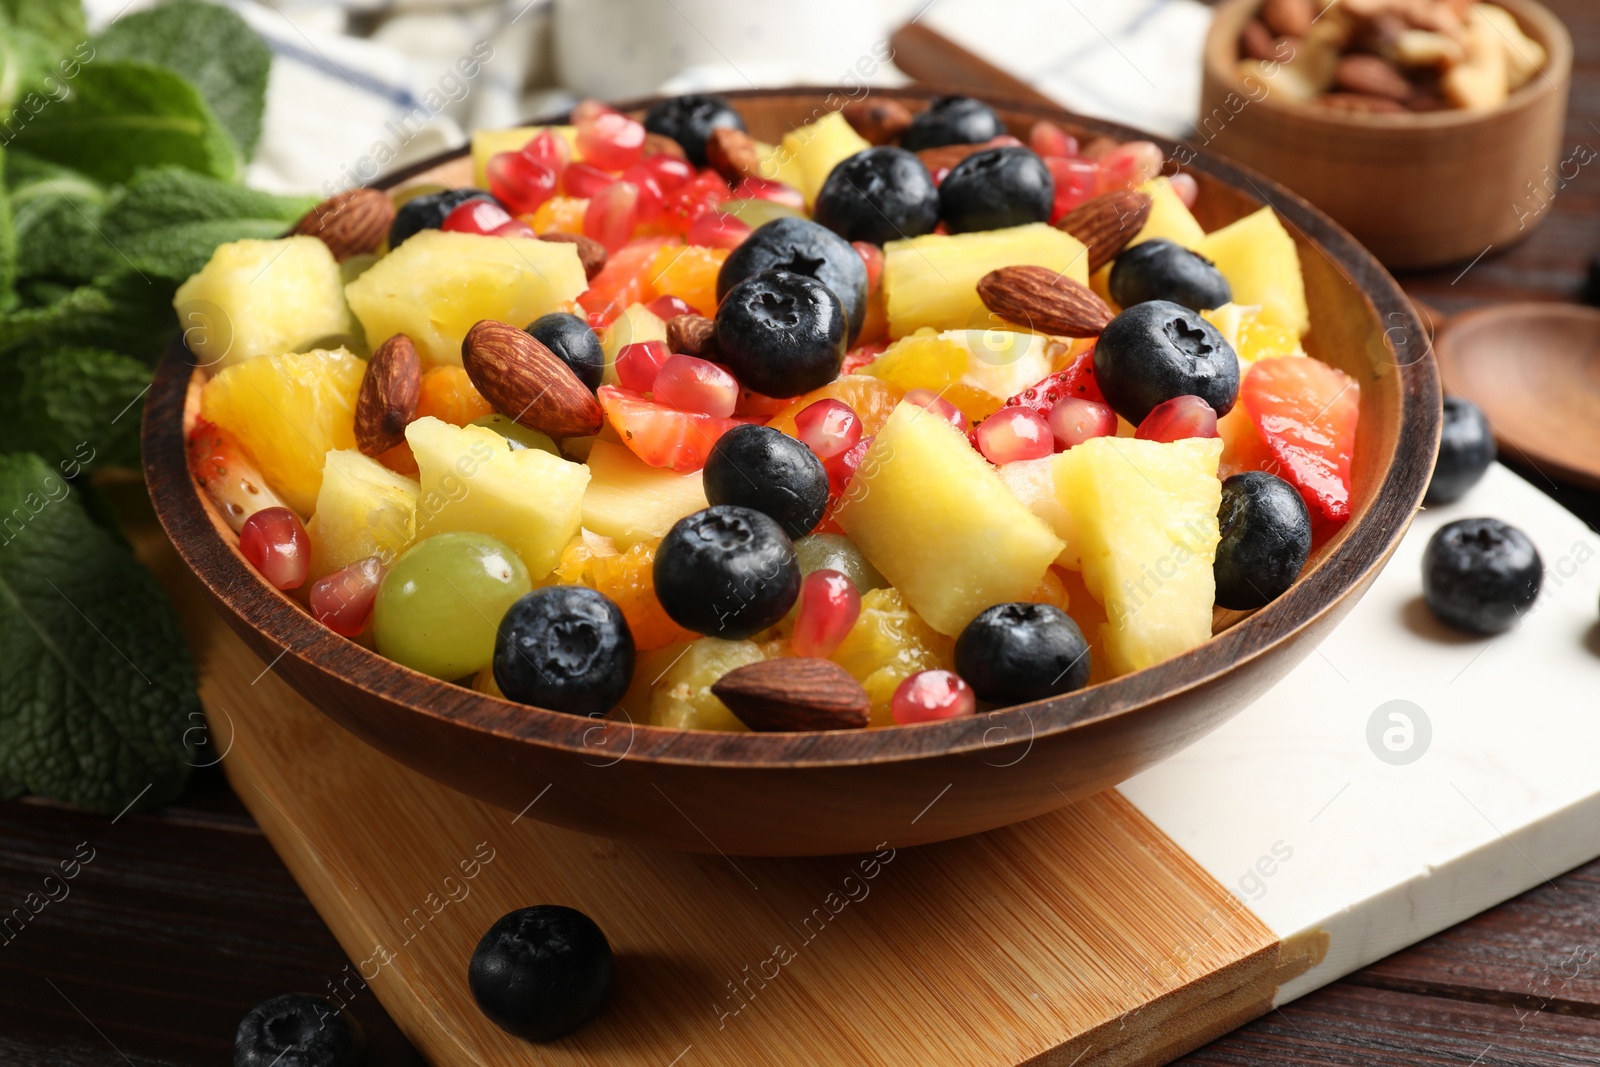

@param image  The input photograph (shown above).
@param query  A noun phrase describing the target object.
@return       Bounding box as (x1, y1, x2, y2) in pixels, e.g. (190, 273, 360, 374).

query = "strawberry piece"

(577, 235, 678, 324)
(1241, 356, 1359, 525)
(186, 418, 290, 532)
(597, 385, 741, 472)
(1001, 348, 1105, 421)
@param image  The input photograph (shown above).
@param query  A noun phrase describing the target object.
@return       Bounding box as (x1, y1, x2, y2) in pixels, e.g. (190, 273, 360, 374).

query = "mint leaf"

(0, 0, 87, 54)
(12, 61, 237, 184)
(9, 157, 111, 283)
(0, 452, 197, 813)
(0, 284, 113, 348)
(30, 272, 180, 365)
(0, 26, 61, 116)
(94, 0, 270, 160)
(0, 346, 150, 469)
(0, 143, 15, 296)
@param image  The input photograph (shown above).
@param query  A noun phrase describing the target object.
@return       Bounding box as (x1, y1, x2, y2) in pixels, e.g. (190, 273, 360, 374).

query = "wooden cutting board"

(156, 463, 1600, 1065)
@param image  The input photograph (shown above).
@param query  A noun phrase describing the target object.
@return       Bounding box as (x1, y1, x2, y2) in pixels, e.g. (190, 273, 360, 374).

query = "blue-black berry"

(1422, 517, 1542, 635)
(468, 905, 613, 1041)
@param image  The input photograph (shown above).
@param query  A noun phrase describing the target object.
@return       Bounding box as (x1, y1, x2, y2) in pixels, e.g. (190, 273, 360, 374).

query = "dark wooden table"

(5, 4, 1600, 1063)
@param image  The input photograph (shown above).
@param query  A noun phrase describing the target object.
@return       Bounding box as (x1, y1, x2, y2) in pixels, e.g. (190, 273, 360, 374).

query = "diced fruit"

(864, 328, 1055, 418)
(976, 407, 1052, 464)
(766, 375, 905, 440)
(686, 211, 751, 250)
(310, 556, 385, 637)
(902, 389, 966, 431)
(1047, 157, 1101, 219)
(580, 236, 679, 324)
(240, 507, 310, 590)
(599, 303, 668, 386)
(416, 365, 495, 426)
(1204, 303, 1302, 366)
(835, 402, 1065, 635)
(1136, 396, 1220, 442)
(576, 108, 646, 171)
(374, 531, 531, 679)
(523, 128, 573, 177)
(779, 111, 871, 205)
(597, 385, 740, 472)
(345, 231, 587, 366)
(1030, 120, 1078, 159)
(305, 449, 419, 581)
(831, 587, 954, 727)
(580, 439, 709, 548)
(891, 669, 975, 724)
(406, 416, 590, 579)
(646, 244, 726, 317)
(616, 340, 671, 392)
(1049, 398, 1117, 450)
(187, 418, 289, 531)
(1002, 350, 1106, 418)
(793, 399, 862, 461)
(486, 152, 558, 215)
(649, 637, 768, 730)
(563, 161, 616, 199)
(1052, 436, 1223, 676)
(1028, 566, 1072, 612)
(442, 197, 515, 235)
(199, 347, 365, 515)
(531, 196, 588, 235)
(1197, 207, 1309, 337)
(583, 181, 640, 252)
(1241, 356, 1359, 525)
(882, 223, 1089, 337)
(174, 237, 354, 371)
(994, 457, 1076, 568)
(644, 295, 695, 321)
(791, 569, 861, 658)
(654, 354, 739, 417)
(1098, 142, 1164, 192)
(1169, 172, 1199, 207)
(553, 535, 695, 651)
(1128, 177, 1207, 251)
(471, 125, 577, 187)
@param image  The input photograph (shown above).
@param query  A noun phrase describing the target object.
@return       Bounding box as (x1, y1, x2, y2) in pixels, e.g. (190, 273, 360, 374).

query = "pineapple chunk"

(831, 587, 953, 726)
(1053, 437, 1223, 676)
(175, 237, 354, 371)
(778, 111, 870, 206)
(1198, 207, 1310, 337)
(307, 450, 419, 581)
(599, 302, 668, 387)
(581, 440, 708, 548)
(1131, 177, 1207, 250)
(199, 347, 365, 515)
(406, 416, 589, 579)
(836, 402, 1065, 635)
(883, 224, 1089, 337)
(649, 638, 767, 730)
(865, 328, 1054, 415)
(345, 230, 588, 366)
(469, 126, 577, 187)
(995, 457, 1077, 569)
(754, 139, 806, 192)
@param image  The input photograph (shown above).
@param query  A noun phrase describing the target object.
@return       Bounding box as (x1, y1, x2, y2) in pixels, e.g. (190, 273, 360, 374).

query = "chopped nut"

(1393, 28, 1465, 68)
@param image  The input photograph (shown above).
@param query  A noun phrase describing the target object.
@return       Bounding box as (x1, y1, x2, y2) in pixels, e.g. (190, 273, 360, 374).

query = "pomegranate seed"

(794, 398, 863, 461)
(441, 198, 512, 235)
(976, 407, 1053, 464)
(852, 240, 885, 294)
(1100, 141, 1165, 191)
(310, 556, 385, 637)
(903, 388, 966, 431)
(930, 165, 951, 187)
(653, 354, 739, 417)
(840, 343, 885, 376)
(686, 209, 751, 249)
(1169, 171, 1199, 208)
(646, 294, 695, 321)
(621, 162, 665, 221)
(491, 218, 537, 238)
(891, 670, 976, 725)
(570, 98, 613, 126)
(583, 180, 639, 251)
(640, 154, 695, 192)
(825, 435, 872, 498)
(1046, 157, 1101, 220)
(664, 171, 731, 232)
(240, 506, 309, 590)
(577, 110, 646, 172)
(486, 151, 557, 215)
(791, 569, 861, 658)
(562, 161, 616, 199)
(1048, 397, 1118, 449)
(521, 128, 571, 176)
(615, 340, 672, 392)
(730, 176, 805, 209)
(987, 133, 1025, 148)
(1029, 120, 1078, 159)
(1135, 395, 1219, 442)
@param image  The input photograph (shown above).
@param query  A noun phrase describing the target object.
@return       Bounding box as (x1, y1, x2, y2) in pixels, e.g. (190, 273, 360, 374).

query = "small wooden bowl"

(143, 88, 1440, 857)
(1201, 0, 1572, 269)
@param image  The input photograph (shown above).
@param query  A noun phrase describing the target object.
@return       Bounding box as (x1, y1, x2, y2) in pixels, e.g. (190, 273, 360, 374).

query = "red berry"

(486, 151, 557, 215)
(1029, 120, 1078, 160)
(1003, 350, 1105, 418)
(240, 506, 309, 590)
(646, 294, 696, 321)
(824, 435, 872, 498)
(1169, 172, 1199, 208)
(521, 128, 571, 177)
(1135, 395, 1219, 443)
(891, 670, 976, 725)
(640, 154, 695, 192)
(562, 161, 616, 199)
(615, 340, 672, 393)
(730, 176, 805, 209)
(977, 407, 1053, 464)
(852, 240, 885, 294)
(791, 569, 861, 658)
(583, 180, 639, 251)
(577, 110, 646, 172)
(597, 385, 741, 472)
(441, 198, 513, 235)
(794, 398, 862, 461)
(686, 209, 750, 250)
(903, 389, 965, 431)
(1048, 397, 1118, 449)
(186, 418, 288, 531)
(310, 556, 385, 637)
(652, 353, 739, 417)
(1046, 157, 1101, 220)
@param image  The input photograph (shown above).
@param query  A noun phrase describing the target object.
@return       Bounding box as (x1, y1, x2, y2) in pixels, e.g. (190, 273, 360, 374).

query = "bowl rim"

(144, 85, 1441, 771)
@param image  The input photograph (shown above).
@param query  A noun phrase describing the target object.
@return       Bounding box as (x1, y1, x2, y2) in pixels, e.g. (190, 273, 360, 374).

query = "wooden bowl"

(1200, 0, 1572, 270)
(143, 88, 1440, 856)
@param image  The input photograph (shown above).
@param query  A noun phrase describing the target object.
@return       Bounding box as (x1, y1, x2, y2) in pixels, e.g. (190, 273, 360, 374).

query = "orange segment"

(647, 244, 727, 317)
(553, 536, 697, 651)
(531, 196, 588, 235)
(766, 375, 907, 439)
(416, 366, 495, 426)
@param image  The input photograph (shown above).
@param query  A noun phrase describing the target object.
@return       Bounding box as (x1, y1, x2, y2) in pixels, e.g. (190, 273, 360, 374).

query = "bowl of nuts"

(1201, 0, 1572, 268)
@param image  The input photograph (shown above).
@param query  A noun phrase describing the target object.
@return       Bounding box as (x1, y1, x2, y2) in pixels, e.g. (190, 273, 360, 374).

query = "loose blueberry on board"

(1108, 239, 1233, 312)
(813, 147, 939, 245)
(703, 424, 830, 538)
(527, 311, 605, 392)
(1214, 471, 1313, 610)
(1094, 300, 1240, 424)
(468, 905, 614, 1042)
(1425, 396, 1496, 505)
(234, 993, 365, 1067)
(641, 93, 746, 167)
(902, 95, 1004, 151)
(494, 586, 636, 716)
(937, 146, 1055, 234)
(654, 505, 801, 639)
(717, 216, 869, 344)
(954, 603, 1092, 704)
(1422, 517, 1543, 635)
(389, 188, 498, 249)
(714, 270, 848, 398)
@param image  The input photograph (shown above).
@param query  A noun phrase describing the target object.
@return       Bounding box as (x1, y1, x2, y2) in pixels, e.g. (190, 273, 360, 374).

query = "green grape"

(720, 198, 803, 229)
(794, 533, 887, 592)
(373, 531, 531, 679)
(470, 414, 559, 455)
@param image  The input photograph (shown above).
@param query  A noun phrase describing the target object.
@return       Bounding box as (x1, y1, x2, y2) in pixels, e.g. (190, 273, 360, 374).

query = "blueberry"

(641, 93, 746, 167)
(954, 603, 1091, 705)
(494, 587, 635, 717)
(1425, 396, 1495, 505)
(717, 216, 869, 344)
(1422, 517, 1542, 635)
(1214, 472, 1313, 610)
(902, 95, 1004, 151)
(813, 147, 939, 245)
(389, 188, 497, 249)
(937, 146, 1054, 234)
(654, 505, 800, 638)
(468, 905, 613, 1042)
(527, 311, 604, 392)
(235, 993, 365, 1067)
(1108, 239, 1232, 312)
(1094, 300, 1240, 424)
(714, 270, 847, 398)
(704, 425, 829, 538)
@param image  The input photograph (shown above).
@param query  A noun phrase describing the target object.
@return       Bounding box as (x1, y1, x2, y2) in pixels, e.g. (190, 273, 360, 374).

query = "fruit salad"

(177, 92, 1360, 733)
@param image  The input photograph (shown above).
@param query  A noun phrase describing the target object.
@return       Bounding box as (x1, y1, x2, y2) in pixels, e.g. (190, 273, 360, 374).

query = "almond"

(706, 127, 762, 183)
(1334, 54, 1414, 100)
(461, 320, 604, 438)
(978, 265, 1115, 338)
(538, 232, 607, 280)
(355, 334, 421, 455)
(1057, 189, 1152, 273)
(711, 658, 870, 732)
(1260, 0, 1314, 39)
(643, 132, 687, 160)
(666, 313, 718, 358)
(1240, 18, 1279, 61)
(842, 98, 914, 145)
(289, 187, 394, 262)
